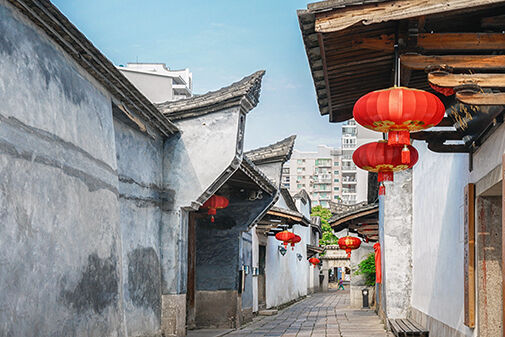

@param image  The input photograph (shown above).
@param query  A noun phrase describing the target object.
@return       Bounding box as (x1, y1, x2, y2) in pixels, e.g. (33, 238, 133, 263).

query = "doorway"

(186, 212, 196, 329)
(477, 181, 502, 337)
(258, 245, 266, 310)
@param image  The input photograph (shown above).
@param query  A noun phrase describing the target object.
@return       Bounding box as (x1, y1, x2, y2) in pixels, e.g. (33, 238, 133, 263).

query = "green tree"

(311, 205, 338, 246)
(355, 253, 376, 286)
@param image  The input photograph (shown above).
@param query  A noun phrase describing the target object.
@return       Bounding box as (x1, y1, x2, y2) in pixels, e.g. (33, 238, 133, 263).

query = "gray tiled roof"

(245, 135, 296, 165)
(280, 188, 298, 212)
(328, 202, 378, 224)
(156, 71, 265, 120)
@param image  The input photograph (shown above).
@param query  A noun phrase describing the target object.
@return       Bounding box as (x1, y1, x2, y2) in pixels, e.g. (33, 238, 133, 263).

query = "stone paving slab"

(226, 290, 393, 337)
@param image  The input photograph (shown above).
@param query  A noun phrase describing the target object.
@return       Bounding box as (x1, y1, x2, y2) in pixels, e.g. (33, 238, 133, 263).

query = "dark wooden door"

(258, 245, 266, 309)
(186, 212, 196, 329)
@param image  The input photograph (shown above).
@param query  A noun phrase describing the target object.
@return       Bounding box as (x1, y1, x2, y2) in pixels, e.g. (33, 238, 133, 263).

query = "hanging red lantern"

(275, 230, 295, 248)
(308, 257, 320, 267)
(288, 234, 301, 250)
(353, 87, 445, 163)
(352, 141, 418, 195)
(201, 195, 229, 223)
(338, 236, 362, 258)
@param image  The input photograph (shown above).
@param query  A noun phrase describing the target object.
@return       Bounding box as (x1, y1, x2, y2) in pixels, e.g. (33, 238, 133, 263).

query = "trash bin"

(362, 288, 369, 308)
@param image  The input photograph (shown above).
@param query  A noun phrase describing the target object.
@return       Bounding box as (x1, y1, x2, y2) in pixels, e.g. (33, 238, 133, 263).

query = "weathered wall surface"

(161, 109, 242, 296)
(381, 169, 412, 319)
(477, 196, 502, 337)
(265, 224, 309, 309)
(194, 187, 273, 328)
(410, 141, 473, 337)
(0, 2, 126, 335)
(114, 118, 165, 336)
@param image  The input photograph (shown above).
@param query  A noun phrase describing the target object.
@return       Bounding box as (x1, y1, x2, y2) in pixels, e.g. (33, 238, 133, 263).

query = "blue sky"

(51, 0, 342, 151)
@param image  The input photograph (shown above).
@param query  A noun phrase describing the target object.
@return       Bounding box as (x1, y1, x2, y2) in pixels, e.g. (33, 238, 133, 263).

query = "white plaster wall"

(265, 224, 310, 308)
(251, 227, 259, 313)
(411, 141, 474, 336)
(471, 122, 505, 183)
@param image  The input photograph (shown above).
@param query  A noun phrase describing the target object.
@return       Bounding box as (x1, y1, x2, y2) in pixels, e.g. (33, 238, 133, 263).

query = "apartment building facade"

(282, 145, 343, 207)
(117, 63, 192, 103)
(283, 119, 380, 206)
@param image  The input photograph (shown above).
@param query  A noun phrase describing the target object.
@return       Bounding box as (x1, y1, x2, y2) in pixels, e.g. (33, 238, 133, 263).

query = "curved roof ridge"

(156, 70, 265, 120)
(245, 135, 297, 165)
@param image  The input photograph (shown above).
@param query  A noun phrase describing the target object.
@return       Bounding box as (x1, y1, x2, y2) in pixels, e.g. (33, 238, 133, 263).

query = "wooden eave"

(299, 0, 505, 153)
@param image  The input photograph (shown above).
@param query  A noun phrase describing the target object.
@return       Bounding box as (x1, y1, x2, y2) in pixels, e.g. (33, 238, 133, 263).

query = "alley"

(227, 291, 391, 337)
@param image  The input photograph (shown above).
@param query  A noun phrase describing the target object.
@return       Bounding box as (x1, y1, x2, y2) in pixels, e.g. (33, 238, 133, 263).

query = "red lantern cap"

(338, 236, 362, 258)
(275, 231, 295, 248)
(202, 195, 229, 222)
(353, 141, 419, 176)
(353, 86, 445, 133)
(308, 257, 320, 266)
(288, 234, 302, 250)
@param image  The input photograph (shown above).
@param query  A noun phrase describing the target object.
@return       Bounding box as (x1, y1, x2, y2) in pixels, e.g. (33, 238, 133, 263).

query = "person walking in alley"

(338, 278, 345, 290)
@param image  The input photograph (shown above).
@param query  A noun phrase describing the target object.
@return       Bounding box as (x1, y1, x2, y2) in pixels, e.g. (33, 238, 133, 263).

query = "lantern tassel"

(401, 145, 410, 164)
(379, 183, 385, 196)
(211, 216, 215, 223)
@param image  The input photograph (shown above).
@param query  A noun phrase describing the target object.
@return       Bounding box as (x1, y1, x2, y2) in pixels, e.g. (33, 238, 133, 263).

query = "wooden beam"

(429, 73, 505, 88)
(411, 130, 463, 141)
(314, 0, 505, 33)
(456, 91, 505, 105)
(418, 33, 505, 51)
(464, 183, 476, 328)
(427, 142, 469, 153)
(352, 34, 395, 51)
(401, 54, 505, 70)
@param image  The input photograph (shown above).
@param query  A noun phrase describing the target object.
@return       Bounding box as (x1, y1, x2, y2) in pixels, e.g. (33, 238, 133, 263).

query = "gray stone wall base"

(161, 294, 186, 337)
(409, 307, 471, 337)
(195, 290, 239, 329)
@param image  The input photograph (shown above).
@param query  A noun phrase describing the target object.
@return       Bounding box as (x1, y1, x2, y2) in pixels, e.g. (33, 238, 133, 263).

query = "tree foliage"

(311, 206, 338, 246)
(355, 253, 376, 286)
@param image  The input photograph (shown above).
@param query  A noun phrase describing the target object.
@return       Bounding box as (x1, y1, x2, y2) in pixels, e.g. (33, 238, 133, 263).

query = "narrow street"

(227, 290, 391, 337)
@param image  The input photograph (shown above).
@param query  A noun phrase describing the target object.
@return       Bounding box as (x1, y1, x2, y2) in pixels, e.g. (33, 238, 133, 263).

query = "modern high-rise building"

(341, 119, 382, 204)
(117, 63, 192, 103)
(282, 145, 342, 208)
(282, 119, 381, 207)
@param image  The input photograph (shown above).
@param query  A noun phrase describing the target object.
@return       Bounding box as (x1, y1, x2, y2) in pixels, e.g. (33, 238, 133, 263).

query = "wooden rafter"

(401, 54, 505, 70)
(314, 0, 505, 33)
(417, 33, 505, 51)
(429, 73, 505, 88)
(456, 91, 505, 105)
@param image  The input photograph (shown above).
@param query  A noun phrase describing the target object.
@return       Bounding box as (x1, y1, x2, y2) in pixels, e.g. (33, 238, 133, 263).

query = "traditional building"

(299, 0, 505, 336)
(246, 137, 323, 312)
(0, 1, 279, 337)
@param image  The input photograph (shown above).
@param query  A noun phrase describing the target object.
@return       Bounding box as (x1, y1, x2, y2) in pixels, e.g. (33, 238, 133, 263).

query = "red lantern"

(308, 257, 320, 267)
(275, 231, 295, 248)
(352, 141, 418, 195)
(338, 236, 362, 258)
(201, 195, 229, 223)
(288, 234, 301, 250)
(353, 87, 445, 163)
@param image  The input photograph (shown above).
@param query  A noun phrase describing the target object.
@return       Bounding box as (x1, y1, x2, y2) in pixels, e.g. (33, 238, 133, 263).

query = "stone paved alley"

(225, 290, 392, 337)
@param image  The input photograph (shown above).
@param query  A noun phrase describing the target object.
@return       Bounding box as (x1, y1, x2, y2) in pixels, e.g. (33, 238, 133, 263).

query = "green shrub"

(355, 253, 376, 286)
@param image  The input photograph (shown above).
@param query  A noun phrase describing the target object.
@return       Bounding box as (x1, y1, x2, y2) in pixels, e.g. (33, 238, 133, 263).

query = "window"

(297, 167, 305, 173)
(297, 176, 303, 180)
(297, 159, 305, 164)
(334, 195, 339, 199)
(334, 162, 339, 166)
(334, 170, 339, 174)
(297, 184, 305, 188)
(282, 168, 290, 174)
(334, 187, 339, 191)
